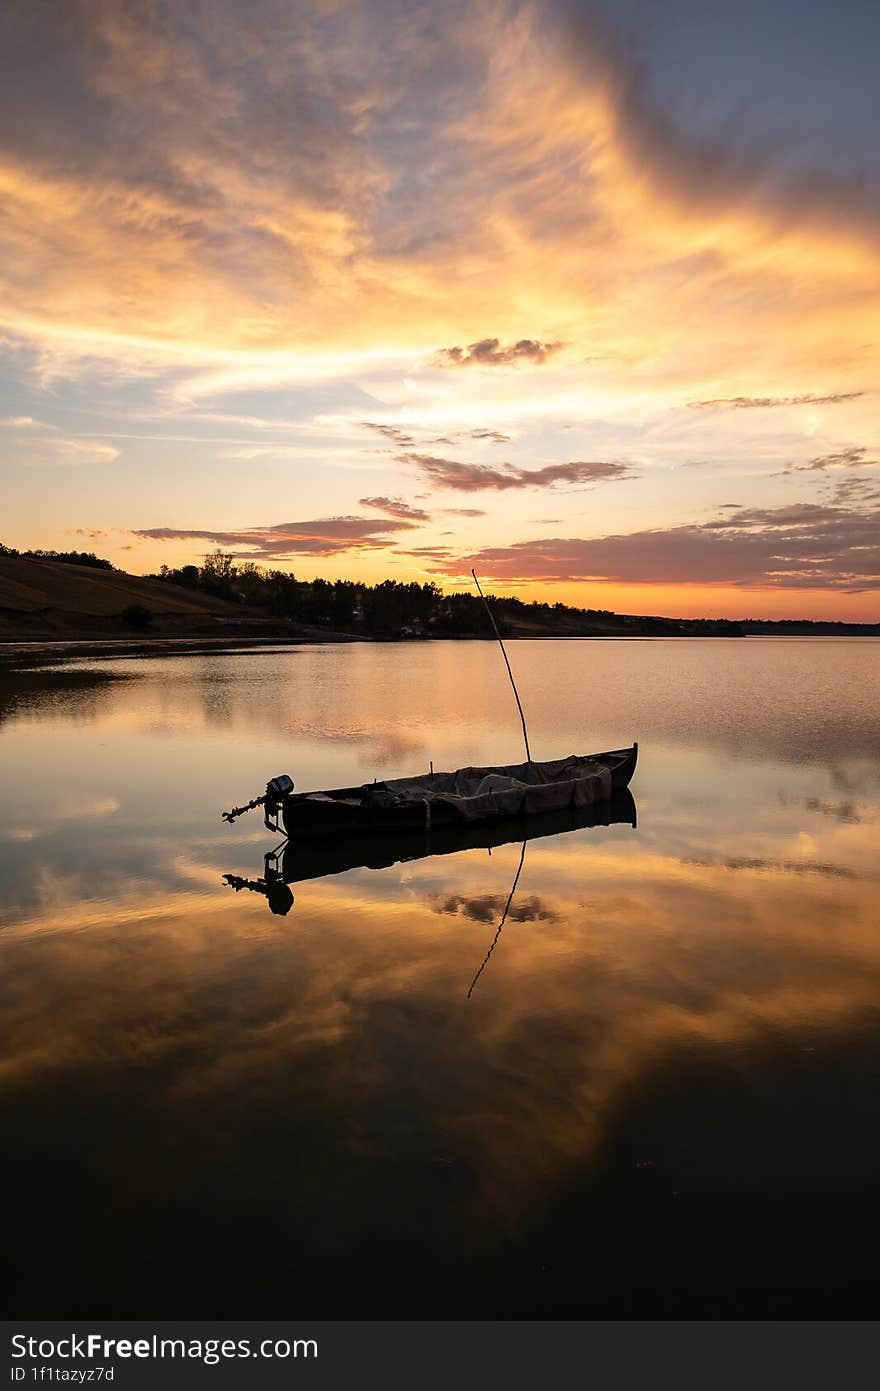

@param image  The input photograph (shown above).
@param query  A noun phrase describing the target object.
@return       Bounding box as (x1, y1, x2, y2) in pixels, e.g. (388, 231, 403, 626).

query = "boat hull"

(281, 787, 636, 883)
(281, 743, 637, 839)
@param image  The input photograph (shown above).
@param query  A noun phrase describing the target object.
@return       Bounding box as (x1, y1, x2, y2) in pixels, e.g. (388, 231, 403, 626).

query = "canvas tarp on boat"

(353, 754, 614, 823)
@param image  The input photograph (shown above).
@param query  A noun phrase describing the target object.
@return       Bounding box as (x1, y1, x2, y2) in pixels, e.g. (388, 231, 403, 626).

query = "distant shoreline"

(3, 630, 880, 670)
(2, 553, 878, 649)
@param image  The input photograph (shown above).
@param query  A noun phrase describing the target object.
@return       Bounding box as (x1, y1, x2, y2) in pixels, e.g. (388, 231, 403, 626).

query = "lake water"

(2, 639, 879, 1316)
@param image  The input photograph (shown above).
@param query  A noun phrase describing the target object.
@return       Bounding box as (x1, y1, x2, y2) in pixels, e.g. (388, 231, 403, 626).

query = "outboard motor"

(221, 773, 295, 830)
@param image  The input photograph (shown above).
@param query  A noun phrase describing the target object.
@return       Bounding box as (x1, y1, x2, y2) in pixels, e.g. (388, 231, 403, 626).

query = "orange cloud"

(0, 0, 876, 393)
(2, 0, 879, 620)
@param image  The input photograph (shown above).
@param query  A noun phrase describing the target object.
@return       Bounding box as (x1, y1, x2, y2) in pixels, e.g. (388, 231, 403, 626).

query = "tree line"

(147, 549, 616, 635)
(0, 543, 115, 569)
(10, 541, 866, 634)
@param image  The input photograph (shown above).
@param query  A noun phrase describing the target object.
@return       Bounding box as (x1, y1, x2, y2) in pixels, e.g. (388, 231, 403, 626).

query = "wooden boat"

(281, 785, 636, 879)
(221, 743, 637, 838)
(221, 573, 637, 841)
(224, 787, 637, 915)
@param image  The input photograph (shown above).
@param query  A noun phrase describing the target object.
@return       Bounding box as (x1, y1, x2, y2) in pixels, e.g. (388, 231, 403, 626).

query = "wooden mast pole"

(471, 568, 532, 763)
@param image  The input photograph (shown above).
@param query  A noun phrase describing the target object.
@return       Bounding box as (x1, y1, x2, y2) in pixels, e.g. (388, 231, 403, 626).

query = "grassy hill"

(0, 554, 281, 640)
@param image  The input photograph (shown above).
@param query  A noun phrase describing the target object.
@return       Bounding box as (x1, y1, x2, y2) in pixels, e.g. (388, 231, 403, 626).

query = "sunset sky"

(2, 0, 878, 619)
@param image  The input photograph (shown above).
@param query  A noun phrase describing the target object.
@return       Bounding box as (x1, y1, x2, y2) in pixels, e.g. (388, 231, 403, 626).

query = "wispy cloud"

(395, 545, 456, 560)
(689, 392, 865, 410)
(361, 422, 417, 448)
(400, 453, 634, 492)
(0, 415, 56, 429)
(682, 855, 858, 880)
(432, 338, 562, 368)
(52, 439, 120, 465)
(826, 475, 880, 504)
(135, 516, 418, 559)
(782, 445, 878, 474)
(7, 430, 120, 465)
(362, 422, 512, 452)
(463, 429, 511, 443)
(359, 495, 430, 521)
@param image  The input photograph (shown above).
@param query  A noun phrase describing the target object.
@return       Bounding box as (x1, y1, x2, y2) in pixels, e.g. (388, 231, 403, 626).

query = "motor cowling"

(266, 774, 295, 800)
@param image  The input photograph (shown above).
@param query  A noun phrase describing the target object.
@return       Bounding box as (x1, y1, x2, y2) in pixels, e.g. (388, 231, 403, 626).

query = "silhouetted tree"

(199, 549, 237, 600)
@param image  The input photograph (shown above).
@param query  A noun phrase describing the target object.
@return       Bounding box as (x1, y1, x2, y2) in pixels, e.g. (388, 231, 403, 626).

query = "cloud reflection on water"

(1, 640, 879, 1314)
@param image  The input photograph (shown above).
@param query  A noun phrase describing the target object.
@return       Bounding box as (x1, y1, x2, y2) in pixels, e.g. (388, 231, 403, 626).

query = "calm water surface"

(2, 639, 879, 1316)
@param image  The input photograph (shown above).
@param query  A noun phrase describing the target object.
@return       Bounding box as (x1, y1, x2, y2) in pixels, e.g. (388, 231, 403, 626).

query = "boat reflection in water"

(223, 787, 637, 920)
